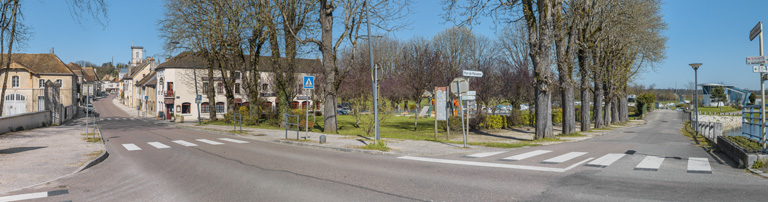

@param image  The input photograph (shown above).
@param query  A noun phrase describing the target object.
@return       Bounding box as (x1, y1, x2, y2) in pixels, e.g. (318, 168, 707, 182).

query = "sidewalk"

(0, 112, 104, 194)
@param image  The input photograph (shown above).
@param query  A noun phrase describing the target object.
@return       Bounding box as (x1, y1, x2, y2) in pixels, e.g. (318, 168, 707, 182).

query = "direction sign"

(751, 21, 763, 41)
(754, 66, 768, 73)
(462, 70, 484, 77)
(461, 95, 476, 100)
(303, 76, 315, 89)
(747, 56, 767, 65)
(144, 96, 148, 100)
(466, 91, 476, 96)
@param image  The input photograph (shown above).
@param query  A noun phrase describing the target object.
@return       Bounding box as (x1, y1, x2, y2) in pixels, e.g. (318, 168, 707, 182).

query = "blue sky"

(19, 0, 768, 90)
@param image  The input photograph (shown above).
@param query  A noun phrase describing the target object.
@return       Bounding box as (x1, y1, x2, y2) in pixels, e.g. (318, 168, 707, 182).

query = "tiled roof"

(2, 53, 74, 75)
(157, 51, 320, 73)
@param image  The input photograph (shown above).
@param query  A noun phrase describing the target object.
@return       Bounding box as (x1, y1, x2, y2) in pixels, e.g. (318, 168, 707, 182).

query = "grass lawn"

(204, 113, 546, 148)
(696, 106, 740, 113)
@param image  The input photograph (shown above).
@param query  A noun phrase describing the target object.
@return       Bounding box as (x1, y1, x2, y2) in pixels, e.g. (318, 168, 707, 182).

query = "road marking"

(687, 157, 712, 174)
(107, 118, 112, 121)
(635, 156, 665, 171)
(196, 139, 224, 145)
(122, 144, 141, 151)
(399, 156, 594, 173)
(502, 150, 552, 161)
(586, 153, 626, 168)
(122, 118, 128, 120)
(0, 189, 68, 202)
(219, 138, 249, 144)
(465, 151, 506, 158)
(148, 142, 171, 149)
(542, 152, 587, 164)
(172, 140, 198, 147)
(130, 118, 135, 120)
(99, 118, 104, 121)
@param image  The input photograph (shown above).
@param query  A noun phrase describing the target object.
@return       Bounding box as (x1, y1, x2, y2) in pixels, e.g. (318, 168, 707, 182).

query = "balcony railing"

(165, 90, 174, 98)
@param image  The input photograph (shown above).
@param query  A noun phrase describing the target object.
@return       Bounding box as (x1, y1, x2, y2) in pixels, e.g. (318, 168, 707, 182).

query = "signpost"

(754, 66, 768, 73)
(748, 21, 767, 151)
(195, 95, 202, 104)
(303, 76, 314, 136)
(746, 56, 767, 65)
(462, 70, 484, 77)
(751, 22, 762, 41)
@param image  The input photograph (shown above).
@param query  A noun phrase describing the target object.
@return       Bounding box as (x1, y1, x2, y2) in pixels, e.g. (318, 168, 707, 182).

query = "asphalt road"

(5, 96, 767, 201)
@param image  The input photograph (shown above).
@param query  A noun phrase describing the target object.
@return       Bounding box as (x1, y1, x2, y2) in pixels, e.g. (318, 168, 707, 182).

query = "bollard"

(319, 135, 326, 144)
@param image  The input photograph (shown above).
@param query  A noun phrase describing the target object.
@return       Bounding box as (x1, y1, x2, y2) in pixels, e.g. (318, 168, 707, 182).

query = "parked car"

(84, 103, 95, 113)
(337, 107, 351, 115)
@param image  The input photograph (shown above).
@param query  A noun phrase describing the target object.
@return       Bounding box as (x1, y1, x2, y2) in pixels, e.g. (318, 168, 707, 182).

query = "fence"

(741, 105, 765, 143)
(696, 121, 723, 144)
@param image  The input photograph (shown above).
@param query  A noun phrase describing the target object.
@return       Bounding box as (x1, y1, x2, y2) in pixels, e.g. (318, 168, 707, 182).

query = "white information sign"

(462, 70, 484, 77)
(461, 95, 476, 100)
(435, 87, 447, 121)
(746, 56, 767, 65)
(754, 66, 768, 73)
(466, 91, 476, 96)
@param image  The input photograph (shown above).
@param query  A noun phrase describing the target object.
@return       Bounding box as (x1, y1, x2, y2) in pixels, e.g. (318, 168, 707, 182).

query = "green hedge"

(481, 115, 506, 129)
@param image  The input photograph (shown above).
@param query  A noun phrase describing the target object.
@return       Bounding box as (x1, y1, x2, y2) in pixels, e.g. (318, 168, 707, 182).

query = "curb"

(747, 168, 768, 178)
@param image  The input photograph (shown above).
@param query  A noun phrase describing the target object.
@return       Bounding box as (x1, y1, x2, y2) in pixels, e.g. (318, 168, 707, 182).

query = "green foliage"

(506, 109, 523, 127)
(522, 113, 536, 126)
(223, 111, 235, 124)
(447, 116, 463, 131)
(753, 159, 765, 169)
(636, 93, 656, 115)
(676, 103, 689, 109)
(361, 140, 389, 151)
(482, 115, 505, 129)
(551, 109, 563, 124)
(725, 136, 762, 152)
(749, 93, 757, 104)
(711, 86, 727, 106)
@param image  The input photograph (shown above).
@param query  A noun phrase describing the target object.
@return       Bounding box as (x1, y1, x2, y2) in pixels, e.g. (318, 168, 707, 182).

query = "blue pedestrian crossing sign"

(303, 76, 315, 89)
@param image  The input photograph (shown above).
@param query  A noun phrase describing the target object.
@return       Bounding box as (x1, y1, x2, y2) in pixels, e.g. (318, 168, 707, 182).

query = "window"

(11, 76, 19, 88)
(234, 72, 241, 80)
(39, 79, 45, 88)
(261, 84, 268, 91)
(215, 102, 225, 113)
(216, 83, 224, 94)
(235, 83, 240, 94)
(201, 102, 210, 113)
(181, 102, 191, 114)
(55, 79, 62, 87)
(202, 82, 209, 93)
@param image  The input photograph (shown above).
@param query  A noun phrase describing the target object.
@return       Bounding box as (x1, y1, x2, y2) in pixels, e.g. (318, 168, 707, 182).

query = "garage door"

(3, 93, 26, 116)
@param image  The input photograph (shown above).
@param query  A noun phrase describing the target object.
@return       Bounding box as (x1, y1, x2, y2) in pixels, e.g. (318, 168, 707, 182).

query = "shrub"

(483, 115, 505, 129)
(506, 109, 523, 127)
(522, 113, 535, 126)
(448, 116, 463, 131)
(223, 111, 235, 124)
(753, 159, 765, 169)
(552, 109, 563, 125)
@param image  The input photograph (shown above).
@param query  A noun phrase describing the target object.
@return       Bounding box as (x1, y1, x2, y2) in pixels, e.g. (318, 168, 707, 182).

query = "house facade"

(1, 53, 77, 117)
(120, 46, 156, 108)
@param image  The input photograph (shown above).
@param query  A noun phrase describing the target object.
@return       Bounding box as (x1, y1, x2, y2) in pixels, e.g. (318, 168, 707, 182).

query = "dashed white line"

(465, 151, 506, 158)
(687, 157, 712, 174)
(218, 138, 249, 144)
(0, 190, 68, 202)
(148, 142, 171, 149)
(172, 140, 198, 147)
(398, 156, 594, 173)
(542, 152, 587, 164)
(122, 144, 141, 151)
(586, 153, 626, 168)
(196, 139, 224, 145)
(635, 156, 665, 171)
(502, 150, 552, 161)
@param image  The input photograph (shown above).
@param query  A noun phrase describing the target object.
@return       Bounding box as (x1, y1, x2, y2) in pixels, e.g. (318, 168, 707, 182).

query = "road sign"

(435, 87, 447, 121)
(461, 95, 476, 100)
(751, 21, 762, 41)
(195, 95, 202, 104)
(747, 56, 767, 65)
(466, 91, 476, 96)
(303, 76, 315, 89)
(462, 70, 484, 77)
(144, 96, 148, 100)
(450, 78, 468, 95)
(754, 66, 768, 73)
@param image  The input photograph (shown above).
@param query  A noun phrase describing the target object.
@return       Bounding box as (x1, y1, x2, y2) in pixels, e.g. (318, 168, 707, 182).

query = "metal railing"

(741, 105, 765, 143)
(234, 113, 242, 133)
(285, 113, 300, 139)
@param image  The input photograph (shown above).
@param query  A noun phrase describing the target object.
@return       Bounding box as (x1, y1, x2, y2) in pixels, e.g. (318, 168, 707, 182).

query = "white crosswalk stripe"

(586, 153, 626, 168)
(542, 152, 587, 164)
(465, 151, 506, 158)
(502, 150, 551, 161)
(107, 118, 112, 121)
(172, 140, 198, 147)
(218, 138, 249, 144)
(148, 142, 171, 149)
(130, 118, 135, 120)
(99, 118, 104, 121)
(123, 118, 128, 120)
(687, 157, 712, 174)
(635, 156, 665, 171)
(197, 139, 224, 145)
(122, 144, 141, 151)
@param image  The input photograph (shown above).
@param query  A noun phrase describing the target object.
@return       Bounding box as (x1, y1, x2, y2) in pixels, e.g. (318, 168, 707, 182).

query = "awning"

(164, 98, 174, 105)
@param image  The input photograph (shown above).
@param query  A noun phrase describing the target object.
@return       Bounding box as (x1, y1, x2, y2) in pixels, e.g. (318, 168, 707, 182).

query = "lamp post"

(365, 0, 380, 144)
(689, 63, 702, 136)
(171, 42, 201, 125)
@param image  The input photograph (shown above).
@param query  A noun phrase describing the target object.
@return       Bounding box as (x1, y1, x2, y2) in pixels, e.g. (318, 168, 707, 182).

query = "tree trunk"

(561, 78, 575, 135)
(619, 93, 629, 123)
(526, 0, 557, 140)
(414, 99, 420, 131)
(320, 0, 338, 133)
(604, 100, 612, 127)
(611, 97, 619, 125)
(593, 79, 604, 129)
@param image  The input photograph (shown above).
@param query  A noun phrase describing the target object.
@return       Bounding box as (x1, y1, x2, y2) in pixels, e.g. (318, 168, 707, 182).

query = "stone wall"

(0, 110, 52, 135)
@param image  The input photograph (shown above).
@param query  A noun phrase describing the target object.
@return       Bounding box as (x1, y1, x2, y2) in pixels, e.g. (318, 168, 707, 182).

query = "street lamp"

(170, 41, 201, 125)
(689, 63, 702, 136)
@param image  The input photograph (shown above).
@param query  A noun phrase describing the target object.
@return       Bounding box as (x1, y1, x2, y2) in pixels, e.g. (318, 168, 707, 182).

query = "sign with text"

(746, 56, 767, 65)
(461, 95, 476, 100)
(466, 91, 476, 96)
(462, 70, 484, 77)
(751, 21, 762, 41)
(303, 76, 315, 89)
(754, 66, 768, 73)
(435, 87, 447, 121)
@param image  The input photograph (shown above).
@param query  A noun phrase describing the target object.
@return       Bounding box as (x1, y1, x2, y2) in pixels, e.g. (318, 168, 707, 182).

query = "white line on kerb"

(0, 191, 47, 201)
(398, 156, 594, 172)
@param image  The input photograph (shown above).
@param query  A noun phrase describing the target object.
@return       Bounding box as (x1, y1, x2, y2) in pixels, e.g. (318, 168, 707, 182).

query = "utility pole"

(365, 0, 380, 144)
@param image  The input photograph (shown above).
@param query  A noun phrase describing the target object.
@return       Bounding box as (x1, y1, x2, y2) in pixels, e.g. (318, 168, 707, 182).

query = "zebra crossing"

(405, 149, 714, 174)
(120, 138, 250, 151)
(99, 117, 138, 121)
